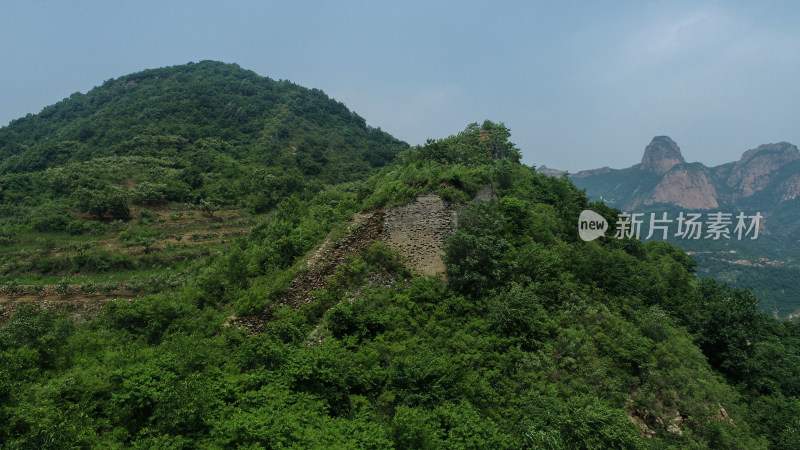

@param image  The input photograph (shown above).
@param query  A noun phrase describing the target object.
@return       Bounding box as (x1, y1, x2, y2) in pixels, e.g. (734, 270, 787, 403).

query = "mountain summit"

(569, 136, 800, 211)
(724, 142, 800, 197)
(639, 136, 685, 175)
(0, 60, 408, 185)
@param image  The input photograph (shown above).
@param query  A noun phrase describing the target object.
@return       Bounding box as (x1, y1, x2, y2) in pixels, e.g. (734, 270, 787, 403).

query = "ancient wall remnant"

(381, 193, 458, 276)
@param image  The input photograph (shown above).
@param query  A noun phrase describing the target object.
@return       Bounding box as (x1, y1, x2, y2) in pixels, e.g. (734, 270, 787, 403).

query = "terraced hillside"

(1, 63, 799, 448)
(0, 60, 408, 318)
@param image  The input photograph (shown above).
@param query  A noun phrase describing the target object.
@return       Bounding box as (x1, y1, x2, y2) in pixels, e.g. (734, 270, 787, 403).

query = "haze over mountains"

(558, 136, 800, 317)
(570, 136, 800, 212)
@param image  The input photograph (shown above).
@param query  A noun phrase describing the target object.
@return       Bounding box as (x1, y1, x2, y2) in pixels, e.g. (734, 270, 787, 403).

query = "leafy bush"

(130, 182, 168, 205)
(0, 232, 15, 246)
(137, 209, 154, 224)
(102, 295, 195, 344)
(0, 303, 75, 369)
(79, 281, 97, 294)
(77, 185, 131, 220)
(199, 198, 220, 217)
(5, 279, 20, 294)
(101, 281, 118, 294)
(30, 212, 69, 232)
(443, 200, 510, 296)
(66, 220, 88, 235)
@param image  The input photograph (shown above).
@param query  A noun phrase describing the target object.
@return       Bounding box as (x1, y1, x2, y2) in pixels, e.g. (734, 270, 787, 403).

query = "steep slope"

(724, 142, 800, 198)
(637, 135, 685, 175)
(649, 163, 718, 209)
(0, 61, 408, 315)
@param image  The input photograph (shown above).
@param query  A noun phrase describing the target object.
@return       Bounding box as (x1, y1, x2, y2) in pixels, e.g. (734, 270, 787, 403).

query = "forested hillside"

(570, 137, 800, 317)
(0, 60, 406, 215)
(0, 60, 406, 178)
(0, 61, 407, 308)
(1, 64, 799, 448)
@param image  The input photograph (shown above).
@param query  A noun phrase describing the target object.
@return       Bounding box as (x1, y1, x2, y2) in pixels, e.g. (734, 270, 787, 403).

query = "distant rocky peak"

(537, 165, 566, 177)
(735, 142, 799, 167)
(639, 136, 685, 175)
(727, 142, 800, 196)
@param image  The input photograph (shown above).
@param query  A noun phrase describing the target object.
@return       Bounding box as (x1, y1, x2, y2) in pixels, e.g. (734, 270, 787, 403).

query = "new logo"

(578, 210, 608, 241)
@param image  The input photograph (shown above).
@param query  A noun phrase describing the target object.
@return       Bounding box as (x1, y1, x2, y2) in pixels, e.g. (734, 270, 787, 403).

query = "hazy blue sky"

(2, 1, 799, 171)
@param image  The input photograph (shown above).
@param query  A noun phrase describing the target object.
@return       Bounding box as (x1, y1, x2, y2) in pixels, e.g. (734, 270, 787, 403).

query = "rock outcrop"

(779, 173, 800, 201)
(234, 210, 386, 331)
(639, 136, 685, 175)
(647, 165, 719, 209)
(725, 142, 800, 197)
(570, 137, 800, 212)
(537, 165, 566, 177)
(236, 188, 490, 332)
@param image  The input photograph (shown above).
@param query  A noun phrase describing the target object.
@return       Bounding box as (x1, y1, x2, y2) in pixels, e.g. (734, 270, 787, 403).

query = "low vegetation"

(0, 62, 798, 447)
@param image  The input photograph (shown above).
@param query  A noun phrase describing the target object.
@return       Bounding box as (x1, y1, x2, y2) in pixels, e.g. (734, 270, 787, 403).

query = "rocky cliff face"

(725, 142, 800, 197)
(537, 165, 566, 177)
(639, 136, 686, 175)
(779, 173, 800, 201)
(569, 137, 799, 211)
(647, 165, 719, 209)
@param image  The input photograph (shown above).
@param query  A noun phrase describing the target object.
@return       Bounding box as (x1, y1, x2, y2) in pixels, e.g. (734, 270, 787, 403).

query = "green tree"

(77, 185, 131, 220)
(121, 229, 158, 254)
(692, 279, 760, 383)
(199, 198, 220, 217)
(443, 200, 510, 296)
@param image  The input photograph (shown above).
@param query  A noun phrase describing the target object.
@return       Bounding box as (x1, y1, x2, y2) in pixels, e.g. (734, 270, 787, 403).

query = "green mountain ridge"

(0, 60, 407, 183)
(0, 62, 799, 448)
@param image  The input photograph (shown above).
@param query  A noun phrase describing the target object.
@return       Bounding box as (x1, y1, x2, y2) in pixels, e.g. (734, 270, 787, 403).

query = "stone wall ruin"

(381, 193, 458, 276)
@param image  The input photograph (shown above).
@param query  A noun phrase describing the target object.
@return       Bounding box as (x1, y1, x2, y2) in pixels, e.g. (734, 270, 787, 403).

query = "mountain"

(536, 164, 567, 177)
(0, 60, 409, 315)
(0, 60, 407, 184)
(2, 63, 800, 448)
(638, 135, 685, 175)
(570, 136, 800, 211)
(722, 142, 800, 199)
(566, 137, 800, 316)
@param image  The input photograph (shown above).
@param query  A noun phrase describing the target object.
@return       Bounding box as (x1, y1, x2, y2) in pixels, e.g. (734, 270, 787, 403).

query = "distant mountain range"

(568, 136, 800, 211)
(543, 137, 800, 317)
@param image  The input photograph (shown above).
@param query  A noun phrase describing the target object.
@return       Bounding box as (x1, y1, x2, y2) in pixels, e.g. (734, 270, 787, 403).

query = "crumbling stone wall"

(381, 194, 458, 276)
